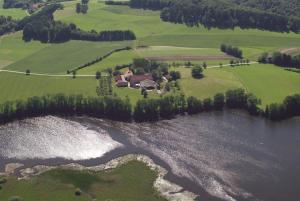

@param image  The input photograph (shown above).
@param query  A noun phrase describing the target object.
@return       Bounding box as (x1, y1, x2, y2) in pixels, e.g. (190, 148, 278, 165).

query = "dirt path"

(0, 62, 259, 77)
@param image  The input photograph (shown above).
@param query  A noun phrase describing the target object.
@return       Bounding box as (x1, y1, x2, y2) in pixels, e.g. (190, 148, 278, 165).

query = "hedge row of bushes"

(67, 46, 132, 73)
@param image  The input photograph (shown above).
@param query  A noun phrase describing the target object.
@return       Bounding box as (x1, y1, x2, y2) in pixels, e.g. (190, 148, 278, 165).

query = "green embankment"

(0, 161, 167, 201)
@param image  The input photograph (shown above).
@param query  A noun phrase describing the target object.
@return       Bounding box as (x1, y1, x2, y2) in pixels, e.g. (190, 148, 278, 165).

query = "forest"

(18, 4, 136, 43)
(227, 0, 300, 18)
(129, 0, 300, 33)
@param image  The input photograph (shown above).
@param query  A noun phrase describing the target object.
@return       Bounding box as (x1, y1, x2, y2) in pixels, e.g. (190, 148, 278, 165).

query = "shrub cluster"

(265, 94, 300, 120)
(76, 0, 89, 14)
(0, 16, 18, 36)
(220, 44, 243, 58)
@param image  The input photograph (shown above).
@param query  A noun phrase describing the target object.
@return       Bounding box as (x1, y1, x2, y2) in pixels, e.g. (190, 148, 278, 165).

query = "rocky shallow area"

(0, 154, 197, 201)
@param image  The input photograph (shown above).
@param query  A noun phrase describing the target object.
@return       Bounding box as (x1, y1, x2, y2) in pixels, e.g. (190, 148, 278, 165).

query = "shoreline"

(1, 154, 198, 201)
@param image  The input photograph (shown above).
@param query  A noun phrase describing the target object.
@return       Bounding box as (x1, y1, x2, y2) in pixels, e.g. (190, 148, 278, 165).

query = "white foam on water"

(0, 116, 122, 160)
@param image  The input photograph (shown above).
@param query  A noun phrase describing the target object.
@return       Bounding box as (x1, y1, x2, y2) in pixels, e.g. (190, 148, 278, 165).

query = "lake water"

(0, 111, 299, 201)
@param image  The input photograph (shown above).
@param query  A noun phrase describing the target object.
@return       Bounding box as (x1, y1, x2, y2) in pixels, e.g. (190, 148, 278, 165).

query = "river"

(0, 111, 299, 201)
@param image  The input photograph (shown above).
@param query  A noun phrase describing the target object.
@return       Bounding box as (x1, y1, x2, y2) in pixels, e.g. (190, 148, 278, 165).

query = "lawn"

(0, 161, 167, 201)
(174, 64, 300, 107)
(0, 72, 98, 103)
(0, 32, 48, 69)
(173, 66, 243, 100)
(225, 64, 300, 106)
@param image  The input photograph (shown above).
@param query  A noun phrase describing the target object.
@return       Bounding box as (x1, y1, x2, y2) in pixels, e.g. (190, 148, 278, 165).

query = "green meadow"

(6, 40, 133, 73)
(174, 64, 300, 107)
(0, 161, 167, 201)
(0, 72, 97, 103)
(58, 1, 300, 59)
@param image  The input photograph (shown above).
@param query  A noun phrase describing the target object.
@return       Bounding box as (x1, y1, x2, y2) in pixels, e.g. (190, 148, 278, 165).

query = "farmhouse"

(115, 75, 128, 87)
(140, 79, 157, 90)
(129, 74, 153, 88)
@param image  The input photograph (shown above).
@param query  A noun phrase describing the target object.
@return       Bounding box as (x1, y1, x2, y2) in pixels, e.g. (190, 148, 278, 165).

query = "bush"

(203, 98, 213, 111)
(9, 196, 23, 201)
(0, 178, 7, 184)
(187, 96, 202, 114)
(191, 65, 203, 79)
(213, 93, 225, 110)
(75, 188, 82, 196)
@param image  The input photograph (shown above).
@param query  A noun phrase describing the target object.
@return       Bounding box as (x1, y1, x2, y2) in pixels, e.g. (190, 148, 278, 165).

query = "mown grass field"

(0, 161, 167, 201)
(0, 72, 98, 103)
(5, 40, 133, 73)
(57, 1, 300, 60)
(0, 32, 48, 69)
(225, 64, 300, 106)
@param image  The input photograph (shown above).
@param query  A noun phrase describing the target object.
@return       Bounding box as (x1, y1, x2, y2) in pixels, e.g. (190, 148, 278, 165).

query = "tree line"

(220, 44, 243, 58)
(2, 0, 41, 9)
(0, 91, 299, 124)
(0, 94, 132, 124)
(129, 0, 300, 33)
(76, 0, 89, 14)
(0, 16, 18, 36)
(129, 0, 171, 10)
(259, 52, 300, 69)
(265, 94, 300, 120)
(105, 1, 129, 6)
(18, 4, 136, 43)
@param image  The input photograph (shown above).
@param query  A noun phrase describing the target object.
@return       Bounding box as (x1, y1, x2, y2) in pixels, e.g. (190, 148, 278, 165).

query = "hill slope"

(229, 0, 300, 17)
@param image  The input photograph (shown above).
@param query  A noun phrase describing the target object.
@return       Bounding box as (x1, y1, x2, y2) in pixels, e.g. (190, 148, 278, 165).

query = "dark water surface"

(0, 111, 299, 201)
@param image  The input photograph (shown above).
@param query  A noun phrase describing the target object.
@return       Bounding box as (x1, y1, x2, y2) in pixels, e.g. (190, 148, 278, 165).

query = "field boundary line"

(0, 69, 108, 77)
(0, 62, 259, 77)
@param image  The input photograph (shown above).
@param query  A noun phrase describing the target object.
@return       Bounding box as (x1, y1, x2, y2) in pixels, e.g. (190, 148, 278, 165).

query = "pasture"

(0, 161, 167, 201)
(58, 1, 300, 60)
(5, 39, 133, 73)
(174, 64, 300, 107)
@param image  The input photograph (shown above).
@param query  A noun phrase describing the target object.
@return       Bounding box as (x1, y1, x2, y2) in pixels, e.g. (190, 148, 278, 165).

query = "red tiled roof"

(130, 74, 153, 83)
